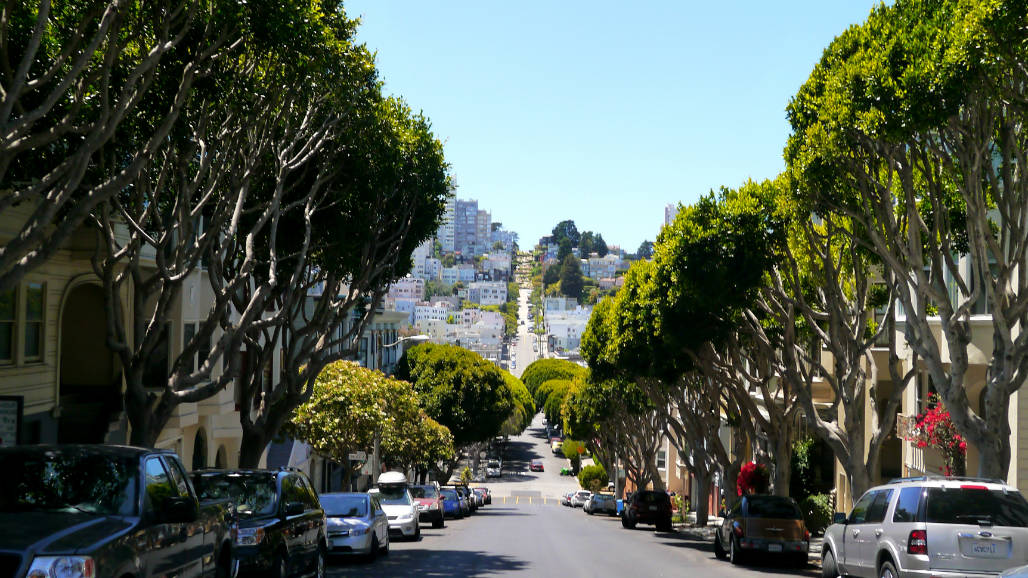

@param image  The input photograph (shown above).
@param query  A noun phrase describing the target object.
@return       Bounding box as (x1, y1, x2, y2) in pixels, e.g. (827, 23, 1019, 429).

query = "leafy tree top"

(520, 358, 588, 395)
(552, 220, 581, 247)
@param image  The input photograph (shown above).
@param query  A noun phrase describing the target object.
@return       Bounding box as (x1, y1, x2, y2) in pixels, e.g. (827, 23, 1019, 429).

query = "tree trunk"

(772, 434, 792, 497)
(693, 467, 711, 527)
(238, 428, 269, 469)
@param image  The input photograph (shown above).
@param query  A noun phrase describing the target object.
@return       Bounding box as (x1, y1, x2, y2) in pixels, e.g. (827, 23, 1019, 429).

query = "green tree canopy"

(396, 343, 516, 447)
(559, 255, 585, 300)
(520, 359, 588, 396)
(552, 219, 580, 247)
(636, 240, 654, 259)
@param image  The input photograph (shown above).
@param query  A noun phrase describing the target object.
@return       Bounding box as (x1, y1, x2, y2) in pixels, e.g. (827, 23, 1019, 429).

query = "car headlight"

(27, 556, 95, 578)
(351, 526, 370, 535)
(398, 512, 415, 521)
(236, 526, 266, 546)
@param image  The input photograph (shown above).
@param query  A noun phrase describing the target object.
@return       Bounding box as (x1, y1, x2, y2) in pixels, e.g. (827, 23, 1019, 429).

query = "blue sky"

(346, 1, 881, 252)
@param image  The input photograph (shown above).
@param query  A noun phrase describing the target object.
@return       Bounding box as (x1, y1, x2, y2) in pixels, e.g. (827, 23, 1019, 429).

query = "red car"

(530, 459, 544, 472)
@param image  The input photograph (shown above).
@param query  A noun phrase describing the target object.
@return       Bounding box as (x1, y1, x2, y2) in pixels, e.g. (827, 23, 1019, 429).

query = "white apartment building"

(423, 257, 442, 280)
(386, 276, 424, 301)
(476, 209, 491, 256)
(544, 297, 573, 312)
(414, 302, 453, 324)
(441, 267, 459, 286)
(545, 306, 593, 351)
(586, 254, 621, 280)
(440, 198, 456, 253)
(468, 281, 507, 306)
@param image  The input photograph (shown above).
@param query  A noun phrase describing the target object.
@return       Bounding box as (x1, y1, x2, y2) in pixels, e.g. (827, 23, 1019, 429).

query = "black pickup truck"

(0, 445, 235, 578)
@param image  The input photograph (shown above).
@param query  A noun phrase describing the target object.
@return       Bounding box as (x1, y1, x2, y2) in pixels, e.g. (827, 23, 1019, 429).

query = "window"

(0, 288, 14, 364)
(144, 458, 176, 512)
(656, 449, 666, 470)
(280, 475, 307, 512)
(23, 283, 43, 361)
(893, 487, 923, 523)
(848, 491, 877, 524)
(865, 489, 893, 524)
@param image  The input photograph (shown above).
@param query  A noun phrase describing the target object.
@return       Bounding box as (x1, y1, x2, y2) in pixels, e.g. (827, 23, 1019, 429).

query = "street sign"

(348, 451, 367, 461)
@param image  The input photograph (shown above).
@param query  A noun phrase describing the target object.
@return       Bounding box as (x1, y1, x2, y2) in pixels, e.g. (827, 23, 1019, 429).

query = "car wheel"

(714, 532, 727, 560)
(380, 533, 390, 556)
(273, 551, 289, 578)
(413, 525, 421, 541)
(433, 515, 445, 529)
(729, 536, 745, 565)
(621, 518, 636, 529)
(879, 560, 898, 578)
(368, 536, 378, 562)
(821, 549, 839, 578)
(312, 546, 325, 578)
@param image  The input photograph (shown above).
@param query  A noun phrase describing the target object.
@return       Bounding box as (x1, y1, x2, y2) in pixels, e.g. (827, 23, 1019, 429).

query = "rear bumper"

(418, 509, 443, 523)
(387, 518, 418, 537)
(738, 537, 808, 554)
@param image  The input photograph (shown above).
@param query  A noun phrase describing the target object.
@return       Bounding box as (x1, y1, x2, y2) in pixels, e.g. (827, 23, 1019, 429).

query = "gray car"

(821, 476, 1028, 578)
(584, 493, 618, 516)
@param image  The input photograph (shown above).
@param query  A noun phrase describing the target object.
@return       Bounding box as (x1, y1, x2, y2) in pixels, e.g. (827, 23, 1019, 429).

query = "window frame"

(0, 286, 16, 365)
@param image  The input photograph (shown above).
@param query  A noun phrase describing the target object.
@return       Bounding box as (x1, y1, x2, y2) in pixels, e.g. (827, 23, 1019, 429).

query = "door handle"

(851, 529, 861, 537)
(874, 529, 883, 538)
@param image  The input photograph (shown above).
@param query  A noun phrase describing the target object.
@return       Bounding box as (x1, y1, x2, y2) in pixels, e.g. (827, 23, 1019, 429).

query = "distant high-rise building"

(476, 209, 491, 255)
(664, 203, 679, 228)
(440, 197, 456, 253)
(454, 199, 479, 256)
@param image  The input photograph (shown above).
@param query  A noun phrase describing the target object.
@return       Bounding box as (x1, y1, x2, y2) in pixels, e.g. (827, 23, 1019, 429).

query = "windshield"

(487, 461, 500, 468)
(192, 472, 277, 518)
(746, 496, 803, 519)
(375, 486, 412, 506)
(410, 486, 439, 499)
(0, 450, 138, 516)
(926, 488, 1028, 527)
(320, 495, 368, 518)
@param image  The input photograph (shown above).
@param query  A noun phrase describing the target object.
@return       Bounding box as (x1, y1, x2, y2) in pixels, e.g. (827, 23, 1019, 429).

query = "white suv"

(822, 476, 1028, 578)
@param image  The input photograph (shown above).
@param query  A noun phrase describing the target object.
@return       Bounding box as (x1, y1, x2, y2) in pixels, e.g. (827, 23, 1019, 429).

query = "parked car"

(319, 492, 389, 560)
(561, 491, 574, 507)
(410, 484, 446, 528)
(713, 494, 809, 567)
(821, 476, 1028, 578)
(369, 472, 420, 541)
(1001, 564, 1028, 577)
(529, 459, 544, 472)
(472, 488, 489, 507)
(551, 440, 564, 455)
(585, 493, 618, 516)
(486, 460, 502, 478)
(559, 466, 574, 476)
(453, 485, 476, 513)
(192, 468, 327, 577)
(621, 490, 673, 531)
(439, 487, 465, 519)
(571, 490, 593, 508)
(475, 486, 492, 505)
(0, 445, 236, 578)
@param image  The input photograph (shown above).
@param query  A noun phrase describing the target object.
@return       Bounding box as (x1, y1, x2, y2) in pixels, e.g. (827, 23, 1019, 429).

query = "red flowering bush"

(737, 461, 770, 496)
(905, 394, 966, 476)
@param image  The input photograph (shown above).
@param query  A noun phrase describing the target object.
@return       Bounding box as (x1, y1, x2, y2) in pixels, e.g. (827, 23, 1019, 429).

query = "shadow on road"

(649, 533, 821, 576)
(328, 549, 530, 577)
(465, 507, 532, 517)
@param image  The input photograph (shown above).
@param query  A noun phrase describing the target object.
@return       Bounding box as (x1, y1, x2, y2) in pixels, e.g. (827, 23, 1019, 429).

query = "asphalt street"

(327, 412, 820, 578)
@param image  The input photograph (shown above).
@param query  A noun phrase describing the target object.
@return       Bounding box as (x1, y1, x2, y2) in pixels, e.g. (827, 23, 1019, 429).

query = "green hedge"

(801, 493, 834, 535)
(578, 464, 607, 492)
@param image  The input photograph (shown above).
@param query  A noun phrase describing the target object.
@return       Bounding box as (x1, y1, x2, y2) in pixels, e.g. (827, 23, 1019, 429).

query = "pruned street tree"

(785, 0, 1028, 478)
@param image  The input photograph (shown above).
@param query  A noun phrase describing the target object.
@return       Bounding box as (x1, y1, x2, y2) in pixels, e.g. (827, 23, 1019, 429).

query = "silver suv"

(822, 476, 1028, 578)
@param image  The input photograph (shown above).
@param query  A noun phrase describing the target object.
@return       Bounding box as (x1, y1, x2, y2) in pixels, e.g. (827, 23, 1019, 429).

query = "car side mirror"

(833, 512, 848, 525)
(283, 501, 305, 517)
(719, 509, 727, 518)
(164, 496, 199, 523)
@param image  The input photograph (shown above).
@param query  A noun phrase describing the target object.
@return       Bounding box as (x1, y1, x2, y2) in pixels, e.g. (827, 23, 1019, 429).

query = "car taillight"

(907, 529, 927, 555)
(732, 521, 743, 537)
(803, 529, 810, 541)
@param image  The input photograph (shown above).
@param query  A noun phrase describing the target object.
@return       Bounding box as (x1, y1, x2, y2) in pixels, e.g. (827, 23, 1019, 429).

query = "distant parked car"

(320, 492, 389, 560)
(410, 484, 445, 529)
(472, 488, 489, 507)
(529, 459, 544, 472)
(486, 460, 502, 478)
(821, 476, 1028, 578)
(439, 487, 465, 519)
(621, 490, 673, 532)
(713, 494, 809, 567)
(571, 490, 593, 508)
(561, 491, 574, 507)
(585, 493, 618, 516)
(477, 486, 492, 505)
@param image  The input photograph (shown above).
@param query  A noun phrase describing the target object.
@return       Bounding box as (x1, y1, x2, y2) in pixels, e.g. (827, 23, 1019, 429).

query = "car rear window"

(410, 485, 438, 499)
(925, 487, 1028, 527)
(638, 492, 669, 504)
(746, 496, 803, 519)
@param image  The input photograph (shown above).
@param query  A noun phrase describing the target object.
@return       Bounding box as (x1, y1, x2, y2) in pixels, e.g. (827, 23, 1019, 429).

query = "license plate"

(768, 544, 783, 553)
(966, 540, 1006, 558)
(649, 506, 658, 511)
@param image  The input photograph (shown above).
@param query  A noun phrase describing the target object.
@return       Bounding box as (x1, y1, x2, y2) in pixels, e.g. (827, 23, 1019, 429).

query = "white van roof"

(377, 471, 408, 485)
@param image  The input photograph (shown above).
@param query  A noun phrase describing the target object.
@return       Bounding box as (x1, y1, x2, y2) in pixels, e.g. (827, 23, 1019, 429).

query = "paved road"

(327, 412, 820, 577)
(509, 287, 541, 379)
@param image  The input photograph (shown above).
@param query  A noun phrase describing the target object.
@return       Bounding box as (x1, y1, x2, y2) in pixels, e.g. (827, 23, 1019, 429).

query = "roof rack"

(886, 475, 1005, 485)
